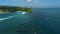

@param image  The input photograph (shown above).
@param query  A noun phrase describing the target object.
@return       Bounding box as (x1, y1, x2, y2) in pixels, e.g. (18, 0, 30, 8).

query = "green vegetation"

(0, 6, 32, 12)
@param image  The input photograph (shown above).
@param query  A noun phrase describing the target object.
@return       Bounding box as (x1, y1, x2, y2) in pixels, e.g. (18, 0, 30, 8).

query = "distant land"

(0, 6, 32, 12)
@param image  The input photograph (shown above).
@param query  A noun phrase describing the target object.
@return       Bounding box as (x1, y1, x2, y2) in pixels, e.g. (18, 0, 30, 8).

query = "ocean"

(0, 8, 60, 34)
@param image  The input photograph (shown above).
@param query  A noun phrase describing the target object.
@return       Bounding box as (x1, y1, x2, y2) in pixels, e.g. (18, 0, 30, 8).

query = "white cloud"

(26, 0, 32, 2)
(12, 0, 33, 2)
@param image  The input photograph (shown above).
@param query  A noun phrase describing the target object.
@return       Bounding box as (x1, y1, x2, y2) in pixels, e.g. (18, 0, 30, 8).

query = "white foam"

(0, 16, 13, 21)
(21, 12, 26, 15)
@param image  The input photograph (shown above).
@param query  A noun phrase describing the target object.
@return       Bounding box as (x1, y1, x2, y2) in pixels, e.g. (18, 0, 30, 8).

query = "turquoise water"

(0, 8, 60, 34)
(0, 11, 32, 34)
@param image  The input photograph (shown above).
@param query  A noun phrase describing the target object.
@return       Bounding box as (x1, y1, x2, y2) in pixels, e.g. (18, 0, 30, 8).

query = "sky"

(0, 0, 60, 8)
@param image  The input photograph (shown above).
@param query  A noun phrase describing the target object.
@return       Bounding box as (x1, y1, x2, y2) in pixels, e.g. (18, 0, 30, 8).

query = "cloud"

(12, 0, 33, 2)
(26, 0, 32, 2)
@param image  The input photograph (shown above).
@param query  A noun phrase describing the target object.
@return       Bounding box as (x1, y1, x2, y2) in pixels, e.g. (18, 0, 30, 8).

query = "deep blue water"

(32, 8, 60, 34)
(0, 8, 60, 34)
